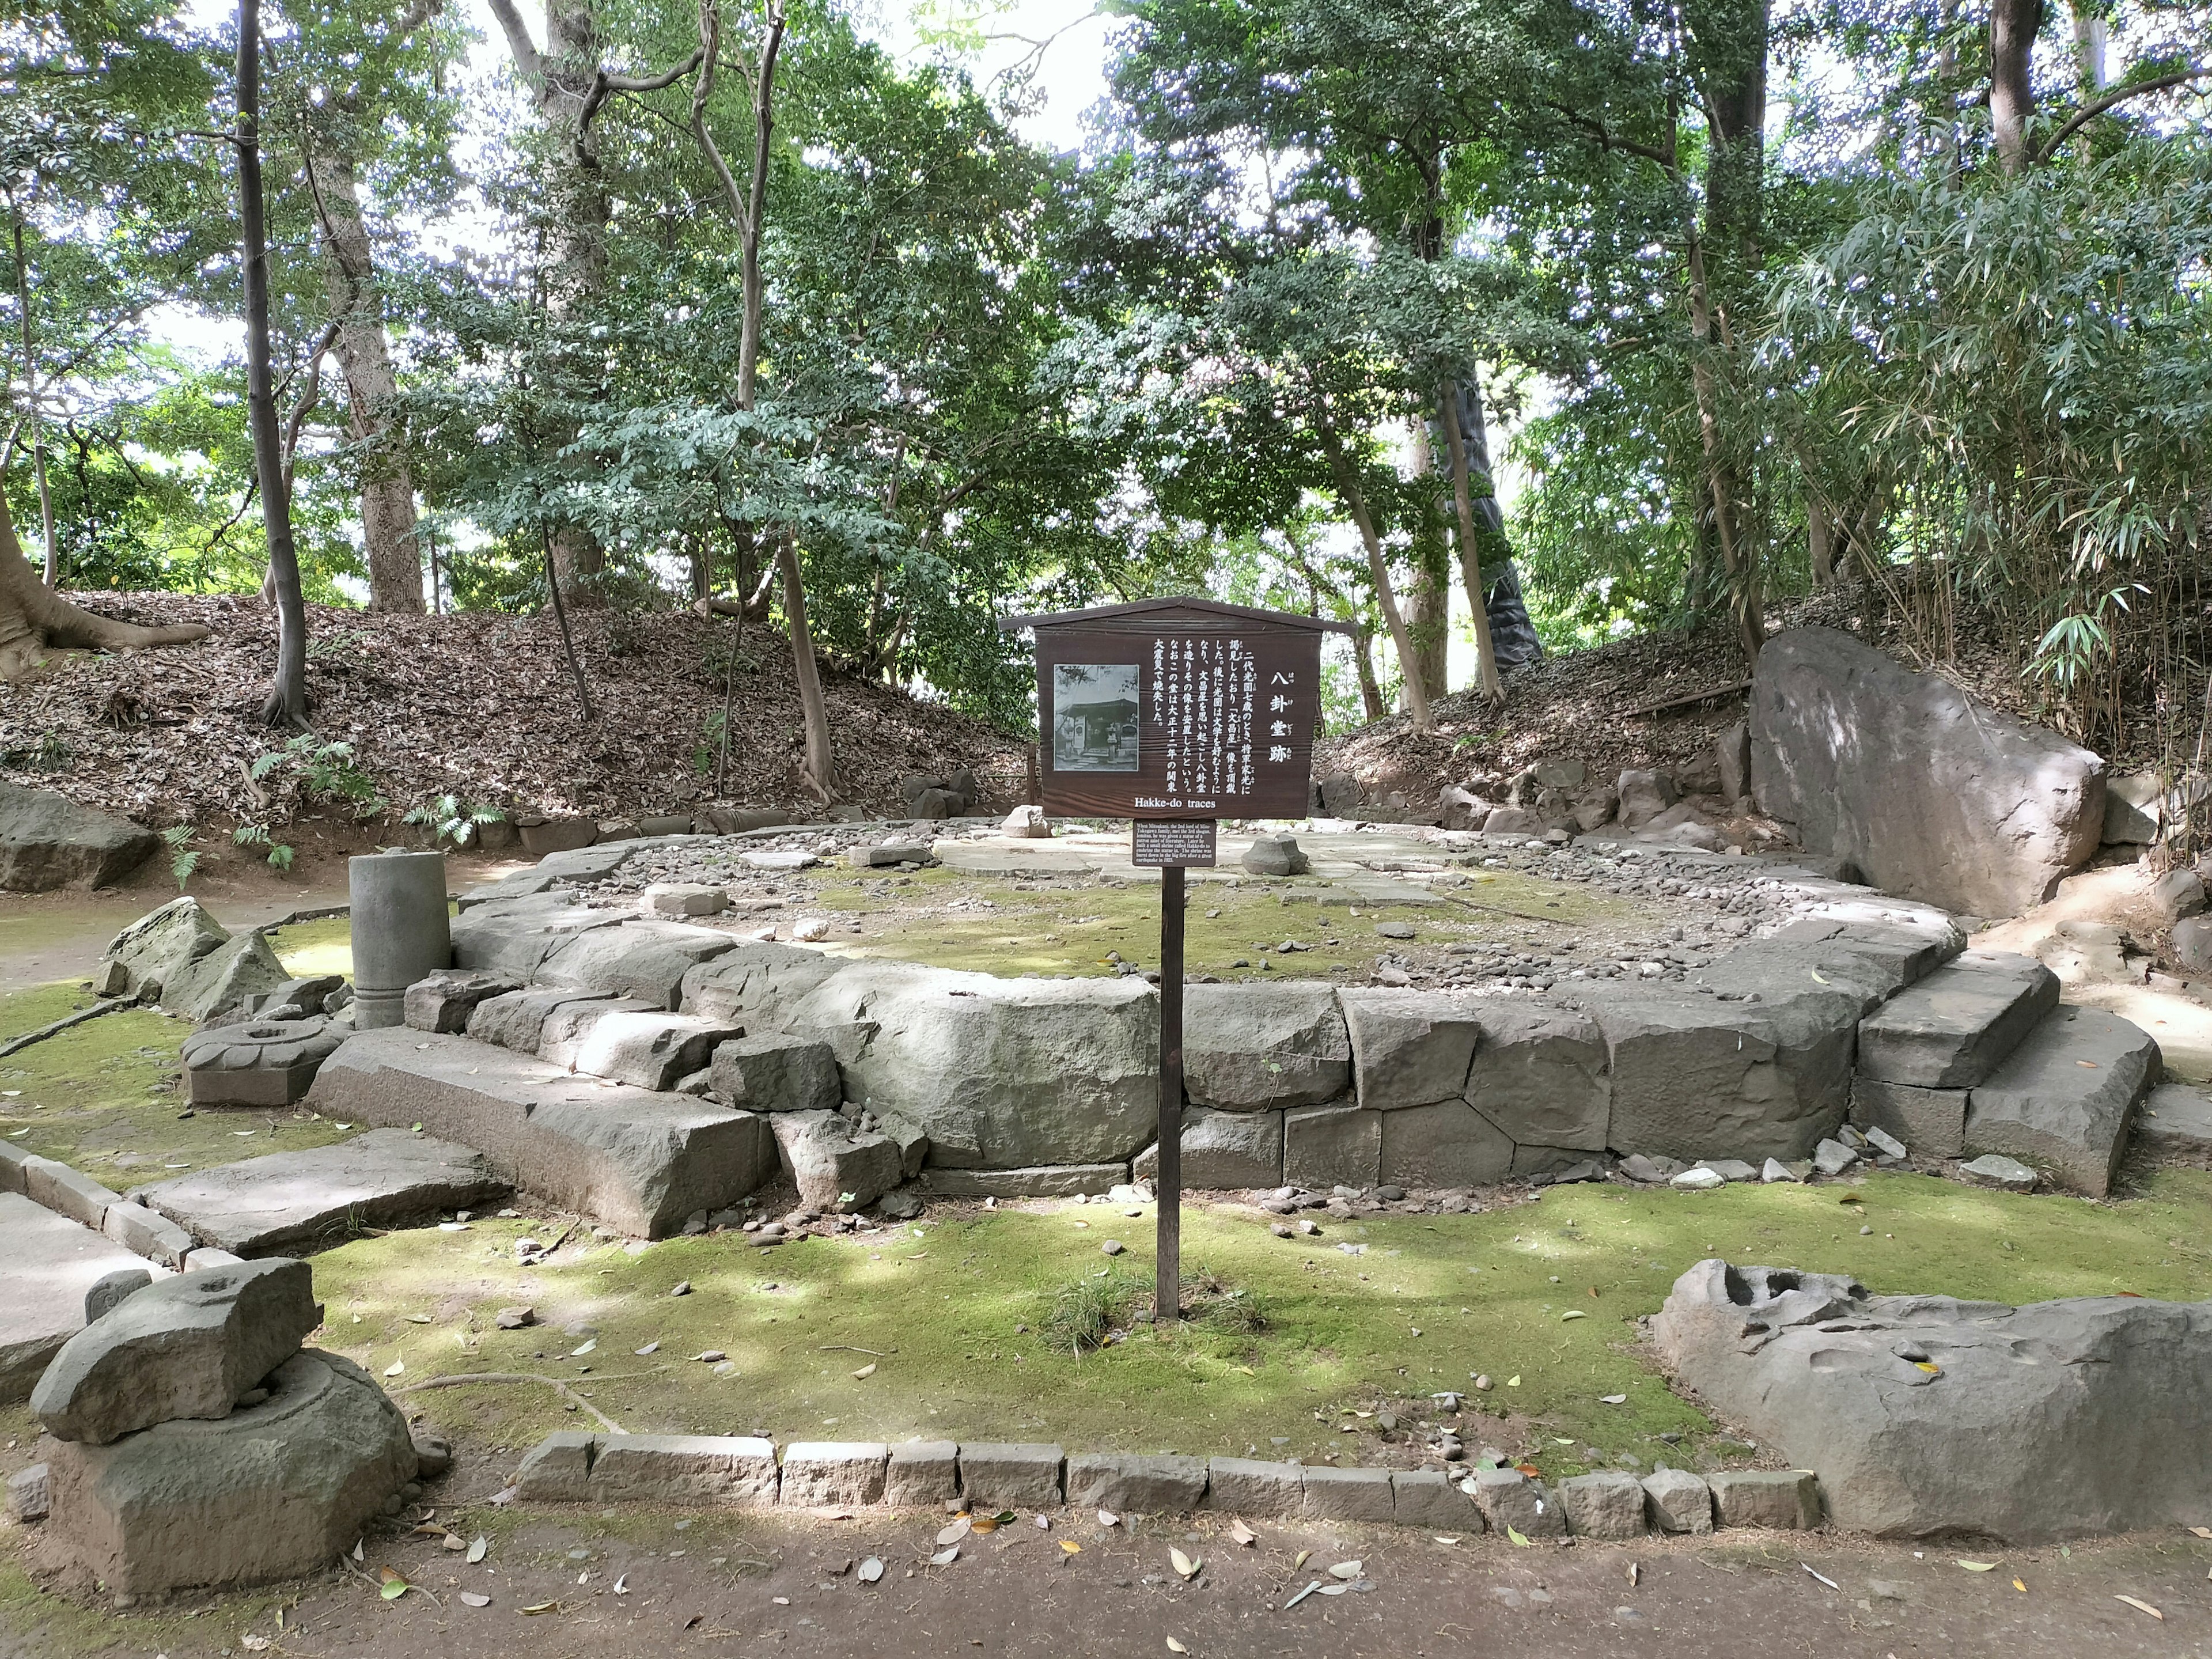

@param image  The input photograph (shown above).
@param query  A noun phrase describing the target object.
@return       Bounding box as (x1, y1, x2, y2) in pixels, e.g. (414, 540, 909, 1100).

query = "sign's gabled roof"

(997, 596, 1354, 635)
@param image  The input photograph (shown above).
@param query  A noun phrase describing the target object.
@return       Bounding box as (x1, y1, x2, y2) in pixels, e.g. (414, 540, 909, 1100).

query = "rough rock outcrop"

(1654, 1259, 2212, 1539)
(1749, 626, 2105, 916)
(0, 780, 157, 891)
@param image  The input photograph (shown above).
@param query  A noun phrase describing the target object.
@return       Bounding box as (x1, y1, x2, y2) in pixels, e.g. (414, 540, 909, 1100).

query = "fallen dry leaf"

(1167, 1640, 1188, 1654)
(930, 1546, 960, 1567)
(1060, 1541, 1081, 1555)
(1293, 1550, 1311, 1570)
(460, 1592, 492, 1608)
(467, 1536, 488, 1564)
(2116, 1594, 2163, 1620)
(851, 1362, 877, 1380)
(1957, 1560, 1998, 1572)
(1328, 1560, 1362, 1580)
(1099, 1509, 1120, 1528)
(1171, 1548, 1201, 1580)
(1229, 1519, 1257, 1547)
(937, 1518, 971, 1546)
(859, 1557, 884, 1582)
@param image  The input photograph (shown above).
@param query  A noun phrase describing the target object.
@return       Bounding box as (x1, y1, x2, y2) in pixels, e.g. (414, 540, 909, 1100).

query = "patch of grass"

(269, 912, 355, 980)
(1043, 1268, 1149, 1354)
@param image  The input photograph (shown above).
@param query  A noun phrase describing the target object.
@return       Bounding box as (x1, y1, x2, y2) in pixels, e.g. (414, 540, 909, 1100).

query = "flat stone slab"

(2135, 1082, 2212, 1156)
(916, 1164, 1127, 1199)
(307, 1027, 776, 1237)
(0, 1192, 160, 1404)
(1857, 952, 2060, 1088)
(131, 1130, 508, 1256)
(1964, 1005, 2159, 1196)
(781, 1441, 888, 1507)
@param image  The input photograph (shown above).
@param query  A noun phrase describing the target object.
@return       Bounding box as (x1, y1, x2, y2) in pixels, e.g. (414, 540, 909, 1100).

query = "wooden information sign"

(1001, 599, 1349, 1320)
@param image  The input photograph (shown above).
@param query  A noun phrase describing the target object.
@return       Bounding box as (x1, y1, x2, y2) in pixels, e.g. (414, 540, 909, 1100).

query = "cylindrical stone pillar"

(349, 850, 452, 1031)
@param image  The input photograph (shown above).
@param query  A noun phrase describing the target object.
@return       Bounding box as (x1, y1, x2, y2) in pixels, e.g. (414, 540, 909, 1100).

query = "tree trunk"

(0, 492, 209, 677)
(1437, 380, 1505, 703)
(1686, 230, 1763, 661)
(239, 0, 308, 725)
(1402, 420, 1455, 707)
(309, 151, 423, 614)
(775, 532, 834, 798)
(1695, 0, 1770, 267)
(1808, 494, 1834, 586)
(7, 202, 57, 586)
(1321, 429, 1433, 733)
(1349, 616, 1385, 723)
(1991, 0, 2041, 175)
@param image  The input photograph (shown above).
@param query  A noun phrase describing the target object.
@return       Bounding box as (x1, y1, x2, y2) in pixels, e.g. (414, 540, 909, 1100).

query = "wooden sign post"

(1000, 599, 1349, 1321)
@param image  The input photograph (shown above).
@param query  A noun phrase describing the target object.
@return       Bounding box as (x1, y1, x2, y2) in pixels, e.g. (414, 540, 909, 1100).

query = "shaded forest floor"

(0, 594, 1024, 835)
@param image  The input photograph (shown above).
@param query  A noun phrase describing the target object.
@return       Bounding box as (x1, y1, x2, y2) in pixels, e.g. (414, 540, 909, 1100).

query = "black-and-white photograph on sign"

(1051, 662, 1140, 772)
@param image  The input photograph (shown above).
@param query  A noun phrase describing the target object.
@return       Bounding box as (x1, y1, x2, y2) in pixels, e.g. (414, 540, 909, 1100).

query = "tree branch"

(1544, 100, 1680, 178)
(2032, 66, 2211, 165)
(484, 0, 544, 89)
(578, 47, 706, 138)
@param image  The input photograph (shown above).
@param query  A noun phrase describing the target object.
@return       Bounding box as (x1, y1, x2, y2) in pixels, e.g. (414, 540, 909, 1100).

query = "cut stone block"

(780, 1442, 888, 1507)
(132, 1130, 507, 1256)
(541, 1005, 741, 1091)
(1131, 1107, 1282, 1190)
(1960, 1152, 2037, 1188)
(771, 1111, 904, 1213)
(1378, 1099, 1514, 1190)
(1300, 1464, 1395, 1522)
(885, 1440, 960, 1506)
(1336, 989, 1484, 1110)
(84, 1267, 151, 1323)
(6, 1462, 49, 1523)
(854, 842, 936, 868)
(0, 1193, 160, 1404)
(247, 975, 346, 1018)
(32, 1257, 321, 1445)
(514, 1430, 596, 1501)
(2135, 1082, 2212, 1156)
(1857, 952, 2060, 1088)
(1964, 1005, 2159, 1196)
(1182, 983, 1350, 1111)
(643, 882, 730, 918)
(708, 1033, 840, 1113)
(403, 969, 522, 1035)
(1642, 1468, 1713, 1534)
(518, 816, 597, 855)
(1560, 1470, 1647, 1539)
(181, 1016, 347, 1108)
(916, 1164, 1126, 1199)
(1202, 1458, 1303, 1516)
(0, 1137, 28, 1193)
(1063, 1452, 1207, 1513)
(537, 919, 740, 1010)
(451, 898, 624, 982)
(306, 1027, 777, 1238)
(467, 986, 620, 1053)
(1283, 1102, 1380, 1190)
(42, 1350, 414, 1597)
(589, 1434, 778, 1505)
(99, 1202, 195, 1269)
(1465, 1003, 1611, 1152)
(1469, 1467, 1565, 1537)
(1706, 1469, 1822, 1530)
(1391, 1469, 1480, 1529)
(23, 1158, 121, 1230)
(183, 1246, 244, 1270)
(1850, 1077, 1968, 1160)
(956, 1443, 1063, 1508)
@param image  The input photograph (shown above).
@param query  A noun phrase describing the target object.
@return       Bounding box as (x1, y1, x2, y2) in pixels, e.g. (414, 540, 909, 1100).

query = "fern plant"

(403, 794, 506, 849)
(164, 824, 199, 890)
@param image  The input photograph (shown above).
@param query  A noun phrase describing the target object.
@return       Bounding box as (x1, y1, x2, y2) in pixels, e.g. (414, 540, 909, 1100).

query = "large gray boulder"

(1183, 983, 1349, 1110)
(99, 897, 229, 1006)
(1963, 1005, 2158, 1196)
(0, 780, 157, 891)
(680, 941, 851, 1027)
(32, 1259, 323, 1445)
(43, 1350, 415, 1596)
(1654, 1259, 2212, 1540)
(777, 963, 1158, 1169)
(1749, 626, 2105, 916)
(449, 894, 626, 982)
(165, 930, 293, 1024)
(537, 919, 740, 1009)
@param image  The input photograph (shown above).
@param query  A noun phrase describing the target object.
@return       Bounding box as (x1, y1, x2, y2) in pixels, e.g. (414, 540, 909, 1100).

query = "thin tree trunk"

(238, 0, 308, 726)
(1685, 230, 1763, 661)
(1402, 421, 1454, 706)
(7, 200, 57, 586)
(1808, 494, 1834, 586)
(306, 151, 423, 613)
(1991, 0, 2041, 175)
(1438, 378, 1505, 703)
(775, 531, 833, 800)
(1321, 427, 1433, 733)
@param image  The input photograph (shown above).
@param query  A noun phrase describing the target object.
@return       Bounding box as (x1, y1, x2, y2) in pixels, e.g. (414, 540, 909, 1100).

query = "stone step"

(129, 1130, 509, 1257)
(305, 1027, 775, 1237)
(1857, 951, 2060, 1088)
(0, 1191, 168, 1403)
(1963, 1003, 2161, 1195)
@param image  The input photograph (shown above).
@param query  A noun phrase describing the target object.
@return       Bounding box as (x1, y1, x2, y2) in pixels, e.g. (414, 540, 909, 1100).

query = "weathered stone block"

(957, 1443, 1063, 1508)
(1300, 1465, 1395, 1522)
(181, 1016, 345, 1108)
(1965, 1005, 2158, 1196)
(1707, 1470, 1823, 1531)
(403, 968, 521, 1035)
(885, 1440, 960, 1506)
(643, 882, 730, 918)
(33, 1257, 321, 1445)
(2136, 1082, 2212, 1156)
(6, 1462, 48, 1523)
(1132, 1107, 1282, 1190)
(1391, 1469, 1480, 1529)
(0, 781, 157, 892)
(42, 1351, 414, 1597)
(1183, 983, 1349, 1110)
(1064, 1452, 1207, 1513)
(1378, 1099, 1513, 1190)
(541, 1006, 741, 1091)
(588, 1434, 778, 1505)
(1465, 1003, 1609, 1151)
(916, 1164, 1126, 1199)
(1336, 989, 1483, 1110)
(83, 1267, 151, 1323)
(24, 1158, 120, 1230)
(779, 1442, 888, 1507)
(1470, 1467, 1565, 1537)
(1202, 1457, 1302, 1516)
(1642, 1468, 1712, 1534)
(1850, 1077, 1968, 1159)
(0, 1137, 28, 1194)
(1283, 1102, 1380, 1190)
(467, 986, 619, 1052)
(1560, 1470, 1647, 1539)
(771, 1111, 904, 1213)
(1857, 952, 2059, 1088)
(537, 919, 741, 1010)
(99, 1202, 195, 1269)
(513, 1430, 596, 1501)
(709, 1033, 840, 1112)
(0, 1192, 153, 1404)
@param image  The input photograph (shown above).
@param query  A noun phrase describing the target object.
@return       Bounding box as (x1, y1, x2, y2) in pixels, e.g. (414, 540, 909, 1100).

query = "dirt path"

(12, 1481, 2209, 1659)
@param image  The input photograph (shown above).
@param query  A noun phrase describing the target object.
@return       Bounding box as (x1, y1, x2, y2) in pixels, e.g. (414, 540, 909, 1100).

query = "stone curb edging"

(508, 1432, 1824, 1540)
(0, 1138, 240, 1274)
